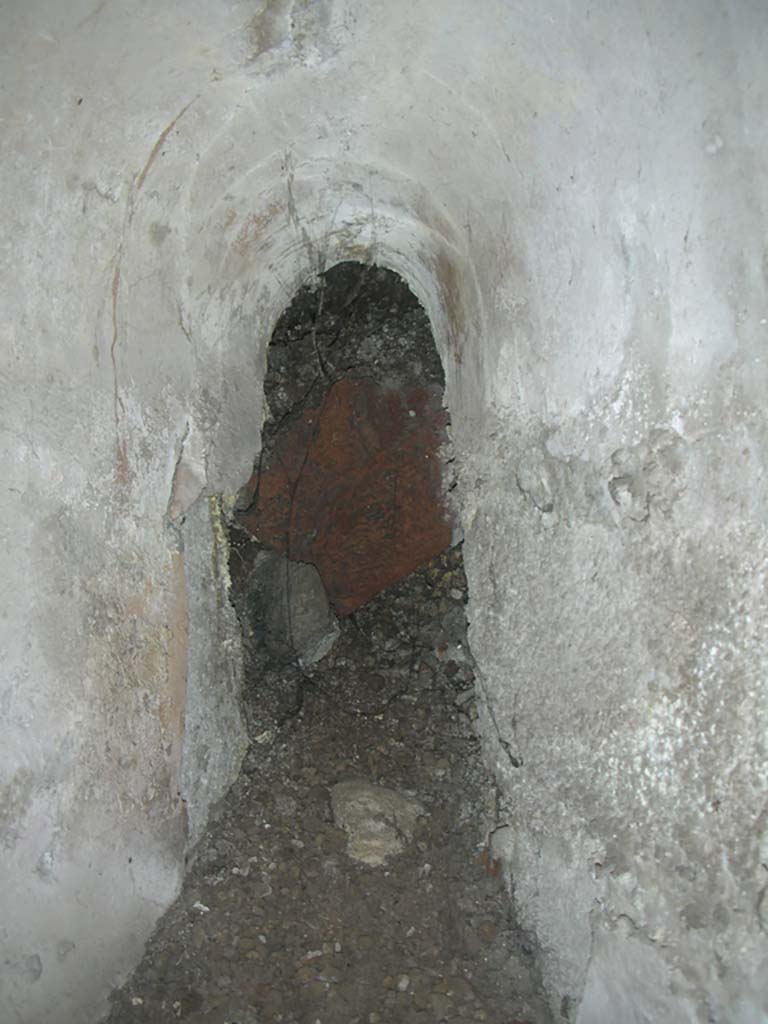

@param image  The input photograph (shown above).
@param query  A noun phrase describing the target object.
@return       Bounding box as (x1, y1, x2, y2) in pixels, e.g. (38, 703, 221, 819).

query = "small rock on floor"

(330, 779, 423, 866)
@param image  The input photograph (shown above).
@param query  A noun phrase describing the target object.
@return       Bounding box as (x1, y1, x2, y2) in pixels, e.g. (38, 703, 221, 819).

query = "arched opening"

(105, 262, 549, 1023)
(229, 261, 457, 718)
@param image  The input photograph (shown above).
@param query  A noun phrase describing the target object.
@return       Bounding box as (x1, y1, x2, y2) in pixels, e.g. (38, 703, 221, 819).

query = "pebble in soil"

(104, 547, 552, 1024)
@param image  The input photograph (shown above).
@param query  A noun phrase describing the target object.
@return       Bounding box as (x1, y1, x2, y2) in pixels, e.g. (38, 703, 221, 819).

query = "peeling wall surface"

(1, 1, 766, 1022)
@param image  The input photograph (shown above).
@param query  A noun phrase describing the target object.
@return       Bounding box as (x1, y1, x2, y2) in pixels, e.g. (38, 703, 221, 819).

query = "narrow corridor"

(105, 266, 550, 1024)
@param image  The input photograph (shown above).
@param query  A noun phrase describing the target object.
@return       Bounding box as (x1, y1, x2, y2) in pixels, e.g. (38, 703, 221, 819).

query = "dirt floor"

(104, 547, 551, 1024)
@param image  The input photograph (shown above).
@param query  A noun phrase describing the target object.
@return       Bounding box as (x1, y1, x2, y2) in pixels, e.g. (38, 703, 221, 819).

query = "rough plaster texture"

(0, 1, 766, 1022)
(178, 495, 248, 850)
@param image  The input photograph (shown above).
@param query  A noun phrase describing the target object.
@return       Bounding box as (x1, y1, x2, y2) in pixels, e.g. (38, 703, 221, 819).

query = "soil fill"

(104, 549, 551, 1024)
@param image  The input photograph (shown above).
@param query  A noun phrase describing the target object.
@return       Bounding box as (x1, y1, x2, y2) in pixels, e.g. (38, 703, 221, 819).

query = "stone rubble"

(104, 547, 552, 1024)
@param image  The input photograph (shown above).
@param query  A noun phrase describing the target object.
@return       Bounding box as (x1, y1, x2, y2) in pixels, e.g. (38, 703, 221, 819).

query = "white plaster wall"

(0, 1, 766, 1021)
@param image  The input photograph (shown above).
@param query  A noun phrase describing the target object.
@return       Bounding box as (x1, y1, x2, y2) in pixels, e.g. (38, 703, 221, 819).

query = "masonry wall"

(1, 2, 766, 1022)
